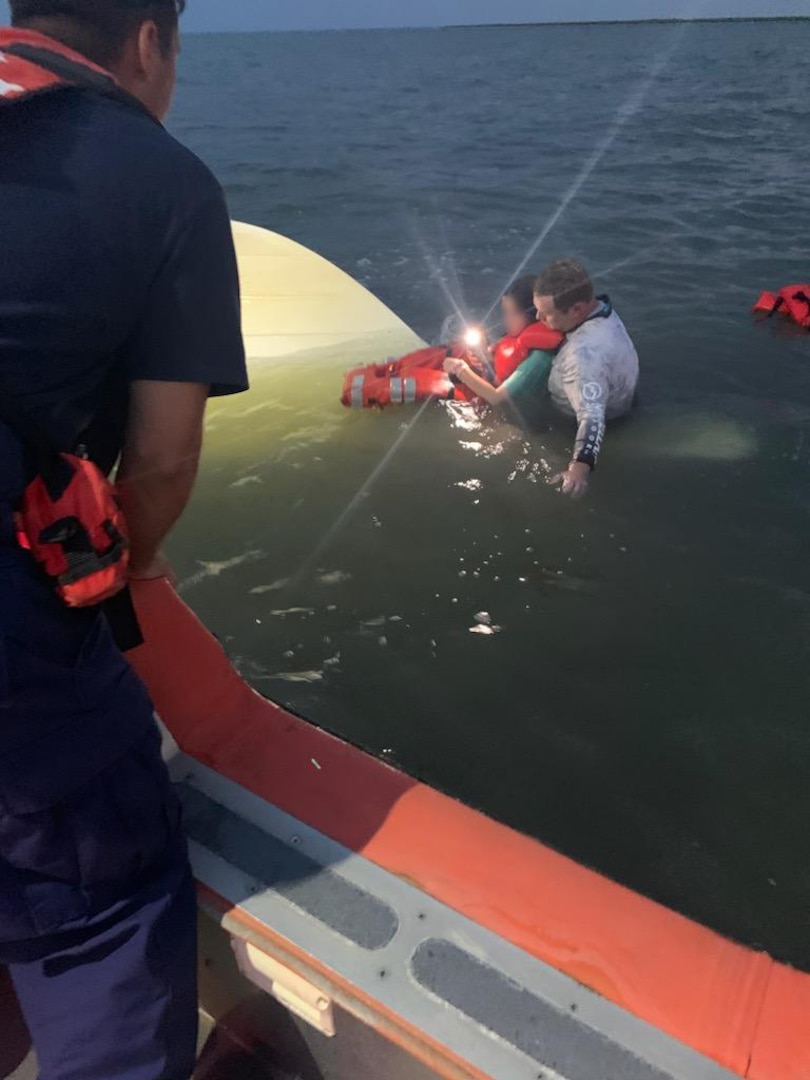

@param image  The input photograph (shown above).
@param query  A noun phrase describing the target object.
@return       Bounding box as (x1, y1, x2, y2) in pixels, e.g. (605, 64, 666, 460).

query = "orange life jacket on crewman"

(0, 28, 136, 109)
(493, 322, 565, 385)
(753, 284, 810, 331)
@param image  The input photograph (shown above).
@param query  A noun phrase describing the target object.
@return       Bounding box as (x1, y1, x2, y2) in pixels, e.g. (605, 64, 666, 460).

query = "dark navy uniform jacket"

(0, 85, 248, 949)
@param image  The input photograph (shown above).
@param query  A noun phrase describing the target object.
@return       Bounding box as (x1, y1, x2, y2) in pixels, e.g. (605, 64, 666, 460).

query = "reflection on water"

(169, 20, 810, 967)
(171, 326, 810, 968)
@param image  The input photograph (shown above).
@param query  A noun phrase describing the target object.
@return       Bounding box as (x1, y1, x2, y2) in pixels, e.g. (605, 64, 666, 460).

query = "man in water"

(446, 259, 639, 497)
(532, 259, 639, 495)
(0, 2, 247, 1077)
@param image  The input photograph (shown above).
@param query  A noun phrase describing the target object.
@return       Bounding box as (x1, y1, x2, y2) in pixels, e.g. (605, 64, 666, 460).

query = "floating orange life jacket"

(753, 284, 810, 331)
(342, 323, 564, 410)
(493, 322, 565, 385)
(1, 29, 132, 607)
(341, 345, 478, 409)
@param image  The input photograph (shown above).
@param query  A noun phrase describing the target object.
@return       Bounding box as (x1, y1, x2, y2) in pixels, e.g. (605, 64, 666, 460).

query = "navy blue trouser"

(0, 545, 198, 1080)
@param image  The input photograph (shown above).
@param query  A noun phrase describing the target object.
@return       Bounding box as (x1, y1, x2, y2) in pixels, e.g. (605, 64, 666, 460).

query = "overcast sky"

(2, 1, 806, 32)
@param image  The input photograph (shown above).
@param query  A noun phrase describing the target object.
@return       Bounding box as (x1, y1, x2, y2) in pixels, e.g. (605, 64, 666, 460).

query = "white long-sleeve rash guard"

(548, 300, 640, 467)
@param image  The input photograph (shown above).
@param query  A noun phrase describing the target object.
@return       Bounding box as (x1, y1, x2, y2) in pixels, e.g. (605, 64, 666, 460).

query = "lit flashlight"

(464, 327, 483, 348)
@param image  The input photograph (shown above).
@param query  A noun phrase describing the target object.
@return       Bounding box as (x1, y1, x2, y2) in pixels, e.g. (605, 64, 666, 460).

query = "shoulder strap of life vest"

(0, 377, 74, 500)
(0, 28, 153, 119)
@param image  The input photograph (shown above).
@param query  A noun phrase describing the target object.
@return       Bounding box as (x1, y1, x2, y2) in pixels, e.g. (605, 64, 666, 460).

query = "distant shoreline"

(445, 16, 810, 28)
(187, 16, 810, 36)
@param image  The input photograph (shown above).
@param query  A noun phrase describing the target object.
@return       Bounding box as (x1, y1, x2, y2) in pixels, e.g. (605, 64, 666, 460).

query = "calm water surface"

(168, 21, 810, 967)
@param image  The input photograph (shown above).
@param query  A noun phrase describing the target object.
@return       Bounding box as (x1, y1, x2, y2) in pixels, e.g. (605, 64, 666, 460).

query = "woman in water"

(445, 275, 561, 423)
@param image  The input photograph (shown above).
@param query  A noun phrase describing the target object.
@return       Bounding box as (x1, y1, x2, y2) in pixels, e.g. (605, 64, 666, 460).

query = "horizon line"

(185, 14, 810, 35)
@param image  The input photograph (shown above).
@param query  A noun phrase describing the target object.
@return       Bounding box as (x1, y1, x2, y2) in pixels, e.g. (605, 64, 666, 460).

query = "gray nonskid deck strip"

(173, 754, 740, 1080)
(413, 941, 676, 1080)
(180, 784, 398, 950)
(190, 840, 568, 1080)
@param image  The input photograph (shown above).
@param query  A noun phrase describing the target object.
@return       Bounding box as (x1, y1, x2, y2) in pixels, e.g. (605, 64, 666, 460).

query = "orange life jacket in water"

(493, 322, 565, 385)
(342, 323, 564, 410)
(753, 284, 810, 331)
(341, 345, 478, 408)
(0, 30, 133, 608)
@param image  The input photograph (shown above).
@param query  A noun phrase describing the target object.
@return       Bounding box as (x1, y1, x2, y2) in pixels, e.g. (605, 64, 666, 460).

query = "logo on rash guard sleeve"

(582, 382, 603, 403)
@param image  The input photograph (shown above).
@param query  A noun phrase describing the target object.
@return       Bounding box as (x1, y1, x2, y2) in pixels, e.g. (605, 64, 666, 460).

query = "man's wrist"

(128, 551, 175, 583)
(128, 548, 163, 575)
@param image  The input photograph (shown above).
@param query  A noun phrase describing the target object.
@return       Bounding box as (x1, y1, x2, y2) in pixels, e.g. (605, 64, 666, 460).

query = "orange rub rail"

(128, 579, 810, 1079)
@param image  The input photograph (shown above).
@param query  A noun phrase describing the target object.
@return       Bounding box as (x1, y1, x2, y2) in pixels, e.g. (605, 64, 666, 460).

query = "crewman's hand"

(444, 358, 470, 378)
(129, 550, 176, 585)
(550, 462, 591, 498)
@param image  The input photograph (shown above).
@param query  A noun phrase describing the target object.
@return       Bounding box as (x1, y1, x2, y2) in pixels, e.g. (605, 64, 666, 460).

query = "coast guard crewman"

(0, 1, 248, 1076)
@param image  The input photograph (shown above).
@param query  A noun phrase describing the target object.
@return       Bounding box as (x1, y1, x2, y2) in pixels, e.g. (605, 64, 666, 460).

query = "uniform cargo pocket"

(0, 726, 185, 941)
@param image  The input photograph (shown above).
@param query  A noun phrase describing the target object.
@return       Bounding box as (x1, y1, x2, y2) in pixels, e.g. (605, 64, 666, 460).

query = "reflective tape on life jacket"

(342, 364, 456, 409)
(350, 373, 365, 408)
(753, 284, 810, 331)
(401, 377, 418, 403)
(493, 322, 564, 385)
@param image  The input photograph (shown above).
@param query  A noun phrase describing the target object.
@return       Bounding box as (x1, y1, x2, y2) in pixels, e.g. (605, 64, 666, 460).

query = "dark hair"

(10, 1, 185, 65)
(503, 274, 538, 322)
(534, 259, 595, 313)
